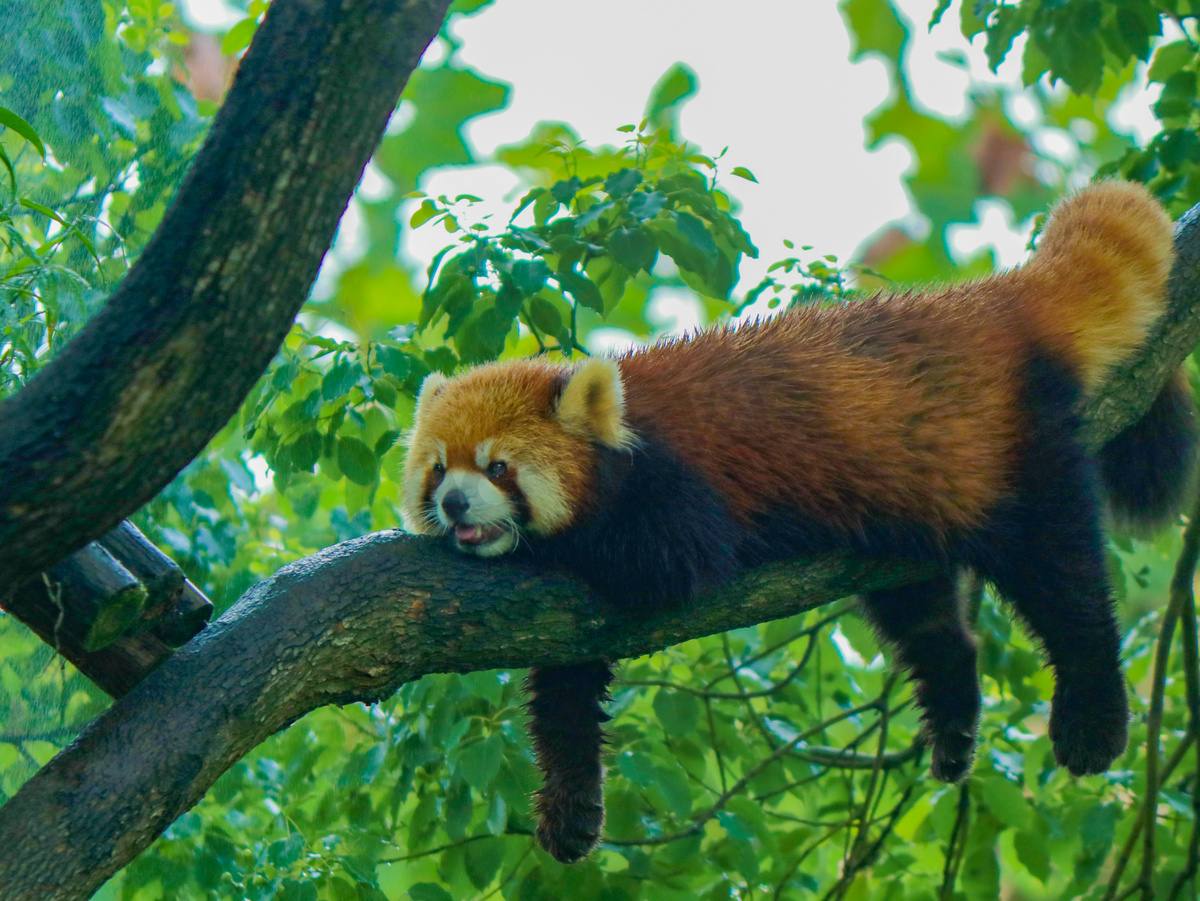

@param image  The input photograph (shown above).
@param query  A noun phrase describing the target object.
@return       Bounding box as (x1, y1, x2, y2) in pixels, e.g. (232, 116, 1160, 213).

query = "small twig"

(939, 784, 971, 901)
(704, 603, 852, 690)
(1145, 494, 1200, 900)
(605, 697, 888, 849)
(625, 630, 818, 700)
(704, 696, 728, 794)
(1106, 730, 1197, 898)
(1169, 512, 1200, 900)
(819, 775, 920, 901)
(848, 673, 898, 865)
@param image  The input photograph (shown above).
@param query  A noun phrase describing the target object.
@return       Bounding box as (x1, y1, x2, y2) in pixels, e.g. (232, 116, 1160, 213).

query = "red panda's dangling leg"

(971, 354, 1128, 776)
(979, 523, 1128, 777)
(860, 572, 980, 782)
(524, 661, 614, 863)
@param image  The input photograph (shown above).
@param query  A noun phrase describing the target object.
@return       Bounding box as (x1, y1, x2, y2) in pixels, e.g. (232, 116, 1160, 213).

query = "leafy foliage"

(2, 1, 1200, 900)
(0, 0, 208, 395)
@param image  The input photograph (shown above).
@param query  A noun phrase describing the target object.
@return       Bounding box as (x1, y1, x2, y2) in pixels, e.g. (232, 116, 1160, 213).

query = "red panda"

(400, 181, 1198, 864)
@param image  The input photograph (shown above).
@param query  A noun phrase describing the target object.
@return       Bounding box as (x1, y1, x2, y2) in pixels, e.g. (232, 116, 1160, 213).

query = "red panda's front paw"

(1049, 672, 1129, 777)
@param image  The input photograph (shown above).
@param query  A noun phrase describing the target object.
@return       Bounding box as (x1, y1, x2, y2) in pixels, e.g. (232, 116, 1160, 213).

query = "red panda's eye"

(432, 462, 445, 477)
(487, 460, 508, 479)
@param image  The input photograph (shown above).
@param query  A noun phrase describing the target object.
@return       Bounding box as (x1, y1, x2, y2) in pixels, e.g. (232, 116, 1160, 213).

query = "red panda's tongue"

(455, 524, 484, 544)
(454, 523, 506, 546)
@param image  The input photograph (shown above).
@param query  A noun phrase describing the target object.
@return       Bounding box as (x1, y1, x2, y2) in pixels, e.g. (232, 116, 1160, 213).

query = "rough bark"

(0, 0, 454, 591)
(11, 520, 213, 698)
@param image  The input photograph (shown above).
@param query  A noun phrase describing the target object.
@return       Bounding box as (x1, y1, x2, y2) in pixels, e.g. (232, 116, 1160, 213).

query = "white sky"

(183, 0, 1161, 314)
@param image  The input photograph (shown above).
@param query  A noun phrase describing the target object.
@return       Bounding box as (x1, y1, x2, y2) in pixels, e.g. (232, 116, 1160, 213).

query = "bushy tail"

(1024, 180, 1197, 530)
(525, 661, 613, 863)
(1024, 180, 1175, 391)
(1099, 369, 1199, 532)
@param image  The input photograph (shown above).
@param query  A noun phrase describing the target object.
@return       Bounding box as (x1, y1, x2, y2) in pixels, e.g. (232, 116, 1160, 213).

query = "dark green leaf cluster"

(414, 125, 757, 364)
(0, 0, 210, 396)
(955, 0, 1163, 95)
(960, 1, 1200, 213)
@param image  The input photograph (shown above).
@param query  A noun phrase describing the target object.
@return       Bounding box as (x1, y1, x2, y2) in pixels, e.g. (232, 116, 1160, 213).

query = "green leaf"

(672, 210, 719, 260)
(603, 168, 643, 198)
(0, 104, 46, 157)
(616, 751, 656, 787)
(374, 430, 399, 457)
(841, 0, 909, 65)
(408, 884, 453, 901)
(409, 199, 440, 228)
(281, 390, 322, 426)
(1156, 128, 1199, 170)
(573, 199, 613, 230)
(0, 143, 15, 197)
(221, 17, 258, 55)
(1147, 41, 1195, 84)
(644, 63, 698, 130)
(627, 190, 666, 220)
(557, 267, 604, 314)
(1013, 830, 1050, 882)
(464, 838, 504, 889)
(289, 430, 323, 471)
(337, 437, 378, 486)
(454, 732, 504, 788)
(653, 688, 700, 733)
(278, 880, 318, 901)
(730, 166, 758, 183)
(372, 378, 397, 407)
(980, 774, 1032, 830)
(527, 295, 565, 337)
(510, 258, 549, 295)
(485, 792, 507, 836)
(509, 187, 545, 222)
(268, 833, 306, 868)
(1156, 71, 1198, 120)
(322, 360, 358, 400)
(550, 176, 583, 204)
(378, 346, 411, 380)
(608, 227, 657, 274)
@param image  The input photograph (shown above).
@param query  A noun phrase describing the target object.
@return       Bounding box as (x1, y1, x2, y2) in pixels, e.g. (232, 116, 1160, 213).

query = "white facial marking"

(516, 468, 571, 533)
(475, 439, 495, 470)
(436, 441, 447, 468)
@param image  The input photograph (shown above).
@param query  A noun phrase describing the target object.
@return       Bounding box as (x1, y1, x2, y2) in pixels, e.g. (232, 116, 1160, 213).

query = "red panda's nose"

(442, 489, 470, 522)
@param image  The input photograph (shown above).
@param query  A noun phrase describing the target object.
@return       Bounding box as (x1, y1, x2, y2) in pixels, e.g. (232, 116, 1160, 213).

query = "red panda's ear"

(555, 358, 634, 450)
(413, 372, 448, 420)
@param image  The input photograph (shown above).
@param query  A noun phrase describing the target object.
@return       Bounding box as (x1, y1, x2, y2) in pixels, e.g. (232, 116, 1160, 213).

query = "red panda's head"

(401, 357, 635, 557)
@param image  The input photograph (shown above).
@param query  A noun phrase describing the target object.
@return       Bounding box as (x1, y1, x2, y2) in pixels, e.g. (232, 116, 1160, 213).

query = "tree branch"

(0, 0, 454, 591)
(0, 536, 924, 900)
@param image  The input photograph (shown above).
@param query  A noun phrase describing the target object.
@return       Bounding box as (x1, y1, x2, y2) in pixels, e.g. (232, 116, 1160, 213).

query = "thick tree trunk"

(0, 0, 454, 591)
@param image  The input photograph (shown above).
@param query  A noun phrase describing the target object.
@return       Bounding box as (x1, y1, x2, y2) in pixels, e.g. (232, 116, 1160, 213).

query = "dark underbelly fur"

(520, 351, 1136, 864)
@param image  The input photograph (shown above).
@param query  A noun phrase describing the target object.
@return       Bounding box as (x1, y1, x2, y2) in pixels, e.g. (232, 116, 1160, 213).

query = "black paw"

(1049, 672, 1129, 777)
(535, 791, 604, 864)
(928, 726, 976, 783)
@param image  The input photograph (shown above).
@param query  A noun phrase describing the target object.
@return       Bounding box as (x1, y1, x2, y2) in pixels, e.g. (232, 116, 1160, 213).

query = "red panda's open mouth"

(454, 523, 510, 548)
